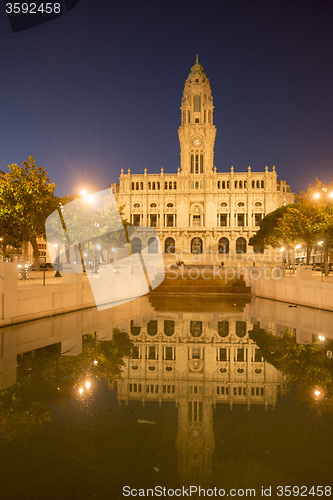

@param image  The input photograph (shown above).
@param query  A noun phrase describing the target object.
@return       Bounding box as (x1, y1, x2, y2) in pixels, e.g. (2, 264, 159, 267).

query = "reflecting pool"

(1, 296, 333, 499)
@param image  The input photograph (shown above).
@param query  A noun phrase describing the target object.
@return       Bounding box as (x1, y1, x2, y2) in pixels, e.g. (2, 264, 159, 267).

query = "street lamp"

(318, 241, 324, 268)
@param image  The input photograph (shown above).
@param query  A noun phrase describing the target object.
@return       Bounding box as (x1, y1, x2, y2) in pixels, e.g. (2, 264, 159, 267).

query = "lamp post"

(318, 241, 323, 268)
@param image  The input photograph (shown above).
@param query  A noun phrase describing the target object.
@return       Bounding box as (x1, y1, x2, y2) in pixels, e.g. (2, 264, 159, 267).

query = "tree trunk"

(1, 241, 7, 260)
(31, 236, 40, 271)
(306, 244, 311, 265)
(324, 241, 329, 276)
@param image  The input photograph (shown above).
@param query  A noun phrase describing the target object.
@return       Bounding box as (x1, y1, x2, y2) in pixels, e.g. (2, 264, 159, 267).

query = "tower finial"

(196, 54, 199, 64)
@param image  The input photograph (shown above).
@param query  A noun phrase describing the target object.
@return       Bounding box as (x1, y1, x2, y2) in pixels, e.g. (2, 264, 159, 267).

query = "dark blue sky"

(1, 0, 333, 196)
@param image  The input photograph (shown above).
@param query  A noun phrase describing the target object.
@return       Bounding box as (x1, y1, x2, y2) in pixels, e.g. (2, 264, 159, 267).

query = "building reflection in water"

(114, 295, 288, 487)
(1, 295, 332, 488)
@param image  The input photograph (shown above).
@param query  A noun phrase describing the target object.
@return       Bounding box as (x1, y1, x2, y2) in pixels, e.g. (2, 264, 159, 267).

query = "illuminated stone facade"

(111, 57, 293, 258)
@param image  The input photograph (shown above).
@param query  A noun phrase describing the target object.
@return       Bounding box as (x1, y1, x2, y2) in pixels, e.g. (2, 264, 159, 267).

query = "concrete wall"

(246, 266, 333, 312)
(0, 263, 96, 327)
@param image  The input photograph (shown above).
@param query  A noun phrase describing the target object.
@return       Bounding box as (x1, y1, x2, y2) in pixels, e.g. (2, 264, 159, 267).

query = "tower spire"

(196, 53, 199, 64)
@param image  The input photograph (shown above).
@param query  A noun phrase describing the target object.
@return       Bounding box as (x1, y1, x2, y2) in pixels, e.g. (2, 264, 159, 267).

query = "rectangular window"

(166, 214, 174, 227)
(237, 214, 245, 227)
(254, 214, 262, 226)
(191, 347, 201, 360)
(150, 214, 157, 227)
(254, 350, 262, 362)
(133, 214, 140, 226)
(193, 214, 201, 227)
(220, 214, 227, 226)
(194, 94, 201, 112)
(148, 346, 156, 360)
(164, 346, 174, 360)
(236, 349, 245, 362)
(218, 348, 227, 361)
(131, 346, 140, 359)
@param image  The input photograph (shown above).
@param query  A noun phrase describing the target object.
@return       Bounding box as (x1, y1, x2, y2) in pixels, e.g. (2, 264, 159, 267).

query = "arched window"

(187, 110, 190, 123)
(208, 110, 212, 123)
(130, 320, 141, 336)
(131, 238, 142, 254)
(148, 182, 151, 190)
(236, 321, 247, 338)
(191, 237, 203, 254)
(136, 182, 139, 190)
(147, 320, 158, 336)
(217, 181, 221, 189)
(152, 182, 155, 190)
(148, 237, 158, 254)
(140, 182, 143, 190)
(218, 321, 229, 337)
(239, 180, 243, 188)
(252, 180, 255, 188)
(183, 110, 186, 124)
(222, 181, 225, 189)
(194, 94, 201, 112)
(131, 182, 134, 190)
(200, 154, 203, 173)
(195, 154, 199, 173)
(235, 181, 238, 188)
(227, 181, 230, 189)
(191, 154, 194, 173)
(244, 181, 247, 188)
(165, 181, 168, 189)
(236, 237, 247, 253)
(169, 182, 172, 189)
(164, 320, 175, 336)
(261, 180, 265, 188)
(157, 182, 160, 190)
(174, 182, 177, 189)
(256, 180, 260, 189)
(218, 237, 229, 254)
(165, 237, 175, 254)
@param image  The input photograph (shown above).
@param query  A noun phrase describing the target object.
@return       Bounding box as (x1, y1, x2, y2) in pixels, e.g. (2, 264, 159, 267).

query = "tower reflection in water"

(115, 296, 286, 487)
(1, 295, 332, 490)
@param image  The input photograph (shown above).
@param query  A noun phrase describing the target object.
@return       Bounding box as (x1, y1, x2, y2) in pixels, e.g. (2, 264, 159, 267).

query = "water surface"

(1, 296, 332, 499)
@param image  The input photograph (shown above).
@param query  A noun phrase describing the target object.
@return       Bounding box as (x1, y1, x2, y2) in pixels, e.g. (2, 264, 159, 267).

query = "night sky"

(1, 0, 333, 197)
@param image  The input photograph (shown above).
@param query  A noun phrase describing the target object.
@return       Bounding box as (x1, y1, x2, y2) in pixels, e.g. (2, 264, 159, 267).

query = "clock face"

(192, 136, 202, 147)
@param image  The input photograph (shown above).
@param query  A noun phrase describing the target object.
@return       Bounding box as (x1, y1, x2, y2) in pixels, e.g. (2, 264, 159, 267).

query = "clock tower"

(178, 55, 216, 176)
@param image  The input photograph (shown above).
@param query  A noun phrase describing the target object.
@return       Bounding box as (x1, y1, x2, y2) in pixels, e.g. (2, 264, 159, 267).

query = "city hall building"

(111, 57, 293, 258)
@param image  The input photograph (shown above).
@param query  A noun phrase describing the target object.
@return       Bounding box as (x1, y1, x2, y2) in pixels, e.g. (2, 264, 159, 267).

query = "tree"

(249, 325, 333, 416)
(249, 205, 293, 249)
(277, 181, 333, 270)
(249, 180, 333, 271)
(0, 156, 70, 270)
(0, 329, 133, 441)
(275, 197, 323, 264)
